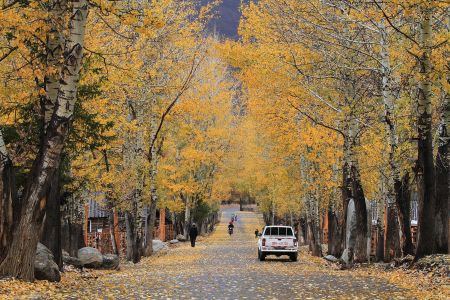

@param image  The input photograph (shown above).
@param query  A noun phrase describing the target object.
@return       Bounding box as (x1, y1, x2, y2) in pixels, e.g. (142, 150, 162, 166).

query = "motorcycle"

(228, 227, 234, 236)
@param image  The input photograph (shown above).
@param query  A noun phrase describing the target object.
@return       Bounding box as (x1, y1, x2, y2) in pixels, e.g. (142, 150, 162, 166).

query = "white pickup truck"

(257, 226, 298, 261)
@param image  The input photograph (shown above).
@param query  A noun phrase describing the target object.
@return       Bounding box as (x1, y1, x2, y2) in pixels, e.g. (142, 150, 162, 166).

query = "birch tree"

(0, 0, 88, 281)
(373, 0, 449, 259)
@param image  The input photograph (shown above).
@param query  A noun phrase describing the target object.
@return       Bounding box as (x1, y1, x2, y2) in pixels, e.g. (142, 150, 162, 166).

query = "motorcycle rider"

(228, 221, 234, 235)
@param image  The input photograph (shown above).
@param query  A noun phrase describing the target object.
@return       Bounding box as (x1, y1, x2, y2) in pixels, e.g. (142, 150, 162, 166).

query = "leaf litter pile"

(0, 210, 448, 299)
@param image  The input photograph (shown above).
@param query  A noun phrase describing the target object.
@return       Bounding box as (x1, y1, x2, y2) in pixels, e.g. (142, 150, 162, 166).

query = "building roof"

(88, 199, 109, 219)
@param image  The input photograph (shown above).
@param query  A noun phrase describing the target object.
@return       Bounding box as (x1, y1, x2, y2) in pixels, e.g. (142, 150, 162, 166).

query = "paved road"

(73, 206, 411, 299)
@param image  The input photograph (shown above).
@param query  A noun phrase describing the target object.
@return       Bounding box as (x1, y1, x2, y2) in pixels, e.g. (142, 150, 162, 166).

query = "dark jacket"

(189, 226, 198, 238)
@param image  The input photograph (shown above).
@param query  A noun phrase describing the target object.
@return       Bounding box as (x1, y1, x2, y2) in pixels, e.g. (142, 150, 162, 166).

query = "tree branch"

(373, 0, 420, 46)
(148, 52, 205, 161)
(287, 99, 345, 138)
(0, 46, 17, 63)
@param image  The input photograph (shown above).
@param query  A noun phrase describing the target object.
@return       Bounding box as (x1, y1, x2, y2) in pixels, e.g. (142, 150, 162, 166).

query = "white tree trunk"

(144, 94, 159, 255)
(380, 23, 400, 202)
(184, 194, 190, 239)
(54, 0, 88, 119)
(380, 23, 401, 259)
(44, 0, 67, 128)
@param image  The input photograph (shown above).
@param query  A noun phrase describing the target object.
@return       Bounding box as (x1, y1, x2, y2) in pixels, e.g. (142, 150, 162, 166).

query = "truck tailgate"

(268, 237, 294, 249)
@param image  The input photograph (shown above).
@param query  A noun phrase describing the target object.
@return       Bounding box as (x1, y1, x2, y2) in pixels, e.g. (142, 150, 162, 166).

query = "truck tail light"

(262, 238, 266, 246)
(293, 239, 298, 246)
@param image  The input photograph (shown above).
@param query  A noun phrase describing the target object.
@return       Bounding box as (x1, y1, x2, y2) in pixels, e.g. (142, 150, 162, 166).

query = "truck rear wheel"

(258, 250, 266, 261)
(290, 253, 298, 262)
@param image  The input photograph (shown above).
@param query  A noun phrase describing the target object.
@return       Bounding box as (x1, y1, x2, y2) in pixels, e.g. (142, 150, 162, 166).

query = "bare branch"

(373, 0, 420, 46)
(0, 46, 18, 63)
(287, 99, 345, 138)
(148, 52, 206, 161)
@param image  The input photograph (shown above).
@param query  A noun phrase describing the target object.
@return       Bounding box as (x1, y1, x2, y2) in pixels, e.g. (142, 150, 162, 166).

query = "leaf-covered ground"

(1, 207, 448, 299)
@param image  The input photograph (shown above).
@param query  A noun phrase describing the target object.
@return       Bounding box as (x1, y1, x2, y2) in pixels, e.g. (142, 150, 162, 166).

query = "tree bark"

(270, 200, 275, 225)
(297, 219, 305, 245)
(384, 204, 400, 261)
(43, 0, 67, 129)
(415, 7, 436, 260)
(395, 173, 414, 255)
(340, 137, 351, 257)
(124, 180, 143, 262)
(307, 195, 322, 257)
(38, 0, 69, 271)
(0, 1, 88, 281)
(379, 22, 401, 261)
(350, 165, 368, 262)
(144, 94, 159, 256)
(340, 128, 368, 264)
(144, 199, 157, 256)
(183, 193, 191, 239)
(108, 209, 118, 255)
(0, 131, 17, 264)
(125, 210, 140, 263)
(327, 208, 341, 257)
(103, 152, 119, 255)
(61, 192, 85, 257)
(40, 171, 62, 269)
(375, 219, 385, 262)
(61, 218, 84, 257)
(435, 85, 449, 253)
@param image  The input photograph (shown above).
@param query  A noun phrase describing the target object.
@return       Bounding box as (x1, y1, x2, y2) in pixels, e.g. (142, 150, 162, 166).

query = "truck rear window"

(264, 227, 293, 236)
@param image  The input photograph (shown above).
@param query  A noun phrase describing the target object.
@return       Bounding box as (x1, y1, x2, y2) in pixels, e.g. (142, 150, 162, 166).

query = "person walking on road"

(189, 223, 198, 247)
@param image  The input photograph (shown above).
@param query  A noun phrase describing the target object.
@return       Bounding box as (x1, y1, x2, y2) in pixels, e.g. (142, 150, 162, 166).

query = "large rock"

(152, 240, 169, 253)
(101, 254, 120, 270)
(78, 247, 103, 268)
(34, 243, 61, 282)
(324, 255, 339, 263)
(176, 234, 186, 242)
(62, 251, 82, 267)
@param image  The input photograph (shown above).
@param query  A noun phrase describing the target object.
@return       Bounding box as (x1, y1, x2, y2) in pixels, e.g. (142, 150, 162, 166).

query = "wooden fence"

(87, 224, 175, 257)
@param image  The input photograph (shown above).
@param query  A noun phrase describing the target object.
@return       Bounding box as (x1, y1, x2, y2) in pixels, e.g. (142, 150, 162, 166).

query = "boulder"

(101, 254, 120, 270)
(169, 239, 179, 244)
(62, 252, 82, 267)
(176, 234, 186, 242)
(78, 247, 103, 268)
(324, 255, 339, 263)
(152, 240, 169, 253)
(34, 243, 61, 282)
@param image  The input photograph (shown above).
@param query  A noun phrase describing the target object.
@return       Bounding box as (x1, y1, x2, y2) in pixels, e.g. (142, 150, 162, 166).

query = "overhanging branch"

(148, 52, 205, 161)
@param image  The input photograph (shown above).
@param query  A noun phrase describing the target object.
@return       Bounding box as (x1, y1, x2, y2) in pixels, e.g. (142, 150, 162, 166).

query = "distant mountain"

(201, 0, 248, 40)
